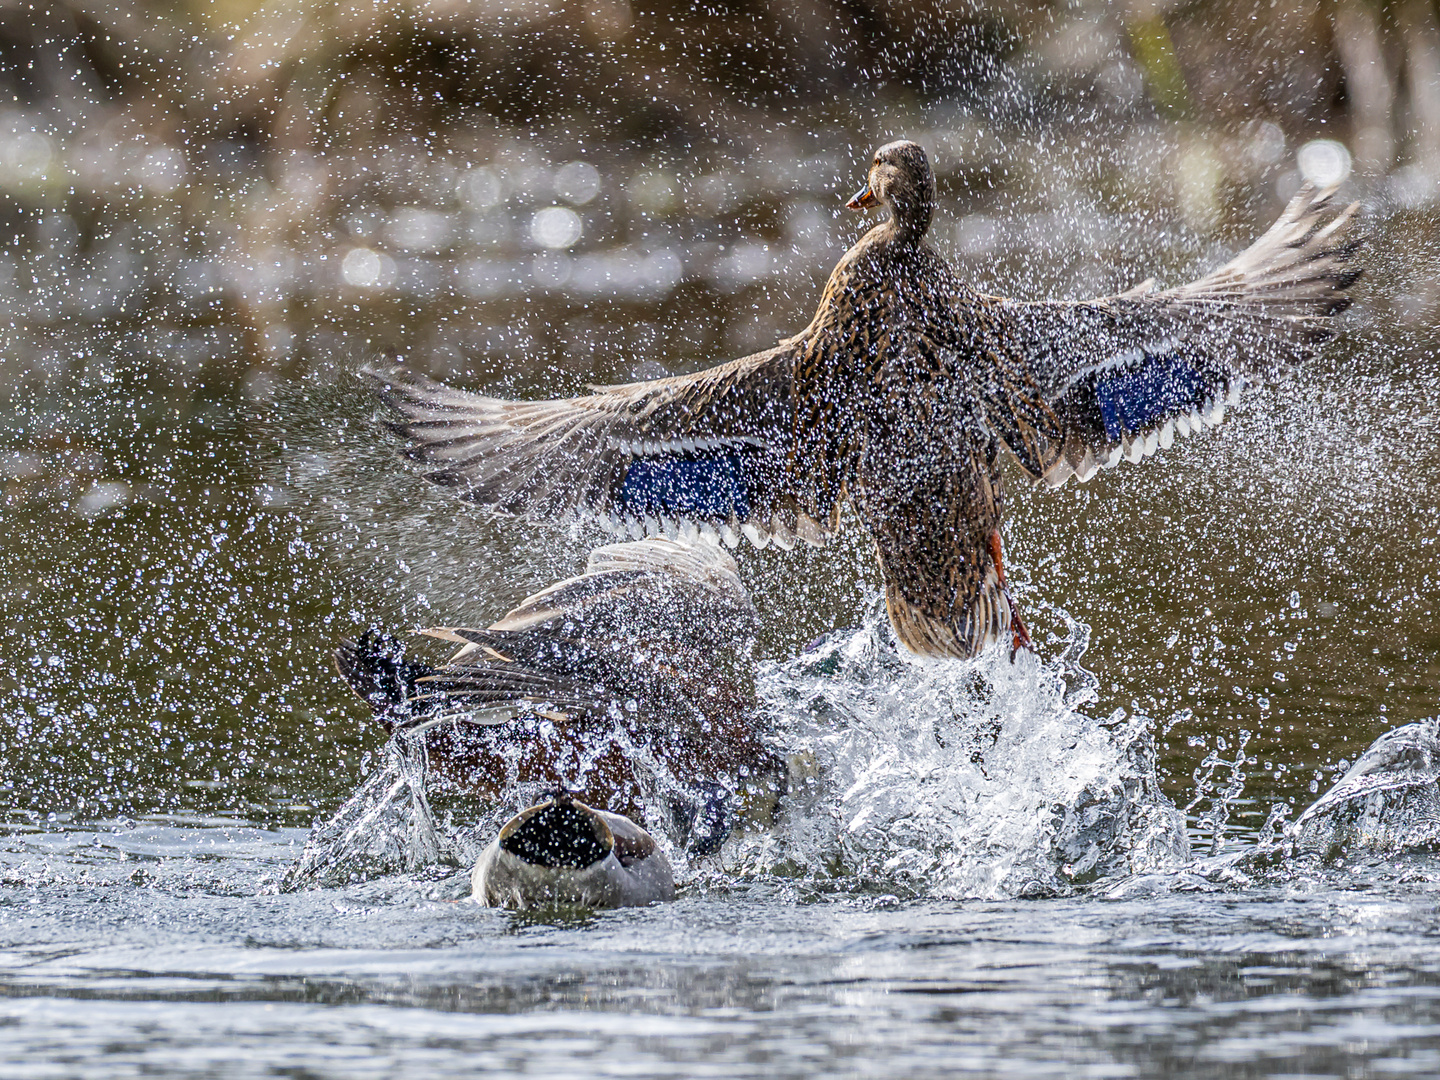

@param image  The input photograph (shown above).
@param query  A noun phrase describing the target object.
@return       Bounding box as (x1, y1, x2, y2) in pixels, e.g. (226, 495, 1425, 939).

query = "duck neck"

(882, 197, 933, 246)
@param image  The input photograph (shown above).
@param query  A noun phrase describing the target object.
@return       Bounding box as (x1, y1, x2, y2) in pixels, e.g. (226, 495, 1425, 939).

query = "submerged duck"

(472, 792, 675, 909)
(372, 141, 1361, 659)
(335, 536, 781, 854)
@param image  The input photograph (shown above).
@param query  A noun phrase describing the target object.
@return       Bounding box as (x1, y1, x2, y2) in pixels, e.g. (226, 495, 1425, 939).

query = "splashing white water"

(284, 598, 1189, 899)
(727, 599, 1189, 900)
(279, 736, 457, 891)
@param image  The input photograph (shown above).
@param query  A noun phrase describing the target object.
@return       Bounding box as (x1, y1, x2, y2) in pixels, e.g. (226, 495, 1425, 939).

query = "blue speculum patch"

(619, 450, 752, 519)
(1095, 352, 1211, 441)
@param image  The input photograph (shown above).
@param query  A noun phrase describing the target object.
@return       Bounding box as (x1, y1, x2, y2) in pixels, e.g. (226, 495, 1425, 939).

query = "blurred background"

(1, 0, 1437, 838)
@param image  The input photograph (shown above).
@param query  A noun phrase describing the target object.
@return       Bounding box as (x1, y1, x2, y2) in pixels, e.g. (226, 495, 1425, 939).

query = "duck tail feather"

(333, 630, 438, 726)
(883, 570, 1011, 661)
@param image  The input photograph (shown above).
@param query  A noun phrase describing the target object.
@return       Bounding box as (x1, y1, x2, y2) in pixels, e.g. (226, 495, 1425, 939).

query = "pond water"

(2, 103, 1440, 1074)
(5, 823, 1440, 1077)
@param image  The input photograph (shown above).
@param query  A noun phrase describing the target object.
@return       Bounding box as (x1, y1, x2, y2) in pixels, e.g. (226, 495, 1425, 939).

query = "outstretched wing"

(418, 536, 758, 727)
(370, 344, 833, 550)
(406, 663, 613, 728)
(333, 629, 608, 730)
(338, 540, 759, 731)
(994, 182, 1362, 485)
(457, 536, 757, 654)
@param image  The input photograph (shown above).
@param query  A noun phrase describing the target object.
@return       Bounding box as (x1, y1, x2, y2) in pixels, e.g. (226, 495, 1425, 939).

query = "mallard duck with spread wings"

(371, 140, 1362, 659)
(335, 537, 779, 853)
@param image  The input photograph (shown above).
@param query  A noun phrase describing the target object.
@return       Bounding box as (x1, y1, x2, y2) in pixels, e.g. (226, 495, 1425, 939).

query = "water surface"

(3, 105, 1439, 1075)
(5, 820, 1440, 1077)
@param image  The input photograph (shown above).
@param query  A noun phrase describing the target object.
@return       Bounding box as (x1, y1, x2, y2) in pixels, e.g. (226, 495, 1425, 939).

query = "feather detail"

(1006, 181, 1361, 488)
(367, 347, 811, 541)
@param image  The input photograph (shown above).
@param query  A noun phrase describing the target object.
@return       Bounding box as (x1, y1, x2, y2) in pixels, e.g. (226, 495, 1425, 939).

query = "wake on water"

(283, 596, 1191, 900)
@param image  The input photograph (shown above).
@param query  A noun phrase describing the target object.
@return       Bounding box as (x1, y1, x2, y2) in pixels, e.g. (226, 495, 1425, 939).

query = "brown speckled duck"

(334, 537, 779, 854)
(372, 141, 1361, 659)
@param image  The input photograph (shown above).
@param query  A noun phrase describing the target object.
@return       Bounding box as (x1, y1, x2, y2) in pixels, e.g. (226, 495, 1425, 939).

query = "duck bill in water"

(471, 793, 676, 910)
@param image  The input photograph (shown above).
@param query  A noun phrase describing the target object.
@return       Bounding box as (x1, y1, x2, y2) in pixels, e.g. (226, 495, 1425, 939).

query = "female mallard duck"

(371, 141, 1361, 659)
(471, 792, 675, 909)
(335, 536, 780, 855)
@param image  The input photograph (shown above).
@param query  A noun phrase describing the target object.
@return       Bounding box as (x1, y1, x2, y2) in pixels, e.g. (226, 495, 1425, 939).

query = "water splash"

(284, 597, 1189, 901)
(1290, 719, 1440, 859)
(283, 596, 1192, 898)
(279, 735, 460, 891)
(728, 599, 1189, 900)
(1184, 728, 1253, 856)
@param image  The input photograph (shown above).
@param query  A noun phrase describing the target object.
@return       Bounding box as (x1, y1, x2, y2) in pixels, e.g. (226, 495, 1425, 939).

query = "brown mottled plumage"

(334, 538, 779, 847)
(371, 141, 1362, 659)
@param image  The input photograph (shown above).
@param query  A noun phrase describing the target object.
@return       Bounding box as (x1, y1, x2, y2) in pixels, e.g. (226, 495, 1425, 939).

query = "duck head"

(471, 793, 676, 909)
(846, 140, 935, 241)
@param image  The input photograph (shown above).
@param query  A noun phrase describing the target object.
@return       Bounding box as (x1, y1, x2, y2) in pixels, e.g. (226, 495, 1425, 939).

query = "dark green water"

(3, 119, 1436, 831)
(2, 108, 1439, 1075)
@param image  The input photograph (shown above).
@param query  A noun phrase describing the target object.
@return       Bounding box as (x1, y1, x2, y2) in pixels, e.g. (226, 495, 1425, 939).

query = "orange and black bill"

(846, 184, 878, 210)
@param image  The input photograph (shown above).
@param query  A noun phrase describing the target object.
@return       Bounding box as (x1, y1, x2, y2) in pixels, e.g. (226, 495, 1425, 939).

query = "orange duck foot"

(987, 529, 1035, 662)
(1008, 605, 1034, 661)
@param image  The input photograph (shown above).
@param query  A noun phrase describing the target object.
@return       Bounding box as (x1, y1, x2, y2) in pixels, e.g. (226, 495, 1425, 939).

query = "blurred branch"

(1334, 2, 1396, 173)
(1401, 0, 1440, 170)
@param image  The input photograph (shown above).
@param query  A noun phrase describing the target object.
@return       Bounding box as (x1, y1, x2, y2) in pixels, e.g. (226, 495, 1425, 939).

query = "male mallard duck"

(335, 536, 780, 854)
(471, 792, 675, 909)
(371, 141, 1361, 659)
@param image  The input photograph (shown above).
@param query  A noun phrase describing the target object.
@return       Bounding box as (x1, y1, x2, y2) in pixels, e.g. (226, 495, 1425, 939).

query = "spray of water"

(724, 600, 1189, 899)
(284, 594, 1189, 901)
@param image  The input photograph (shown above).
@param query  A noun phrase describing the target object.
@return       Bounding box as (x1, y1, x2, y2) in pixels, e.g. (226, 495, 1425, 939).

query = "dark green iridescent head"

(499, 796, 614, 870)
